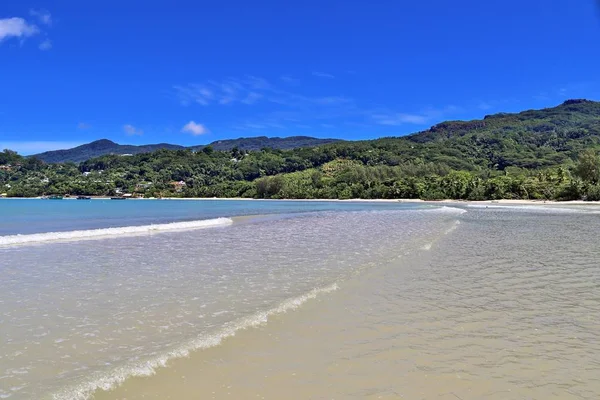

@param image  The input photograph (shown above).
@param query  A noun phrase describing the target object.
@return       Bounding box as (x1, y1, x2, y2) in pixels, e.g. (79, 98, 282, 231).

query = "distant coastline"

(3, 196, 600, 206)
(3, 100, 600, 202)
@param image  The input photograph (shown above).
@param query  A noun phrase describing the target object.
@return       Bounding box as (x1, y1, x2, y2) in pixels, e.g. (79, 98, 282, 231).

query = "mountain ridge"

(32, 136, 343, 163)
(4, 99, 600, 200)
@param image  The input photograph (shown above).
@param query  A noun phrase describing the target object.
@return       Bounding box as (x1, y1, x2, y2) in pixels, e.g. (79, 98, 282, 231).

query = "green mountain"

(32, 140, 185, 164)
(32, 136, 342, 163)
(190, 136, 342, 152)
(401, 98, 600, 169)
(3, 99, 600, 200)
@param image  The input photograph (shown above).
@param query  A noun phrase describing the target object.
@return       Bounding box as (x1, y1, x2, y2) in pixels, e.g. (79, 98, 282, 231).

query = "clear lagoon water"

(0, 198, 424, 236)
(1, 199, 600, 400)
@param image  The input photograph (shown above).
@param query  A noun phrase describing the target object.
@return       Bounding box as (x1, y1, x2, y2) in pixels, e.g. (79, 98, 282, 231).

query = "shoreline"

(3, 196, 600, 206)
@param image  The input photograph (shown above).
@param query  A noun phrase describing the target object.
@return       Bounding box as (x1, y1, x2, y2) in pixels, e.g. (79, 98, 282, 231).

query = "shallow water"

(0, 198, 422, 235)
(97, 207, 600, 400)
(0, 204, 459, 400)
(2, 202, 600, 399)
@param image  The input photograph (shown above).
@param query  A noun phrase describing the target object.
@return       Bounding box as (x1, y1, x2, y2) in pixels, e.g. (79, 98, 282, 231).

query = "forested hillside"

(3, 100, 600, 200)
(33, 136, 341, 163)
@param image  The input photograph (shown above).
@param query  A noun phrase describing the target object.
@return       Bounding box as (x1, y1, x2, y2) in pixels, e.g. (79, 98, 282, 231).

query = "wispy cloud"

(312, 71, 335, 79)
(174, 76, 274, 107)
(241, 92, 262, 104)
(29, 9, 52, 26)
(77, 122, 91, 130)
(372, 113, 429, 125)
(312, 96, 353, 105)
(533, 82, 598, 102)
(181, 121, 209, 136)
(123, 124, 143, 136)
(371, 106, 461, 126)
(39, 39, 52, 50)
(232, 120, 288, 131)
(174, 75, 480, 134)
(280, 75, 299, 85)
(0, 141, 83, 155)
(0, 17, 39, 42)
(173, 76, 351, 110)
(478, 102, 492, 110)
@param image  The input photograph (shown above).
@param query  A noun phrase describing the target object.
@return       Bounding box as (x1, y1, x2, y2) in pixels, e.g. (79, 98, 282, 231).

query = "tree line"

(2, 99, 600, 201)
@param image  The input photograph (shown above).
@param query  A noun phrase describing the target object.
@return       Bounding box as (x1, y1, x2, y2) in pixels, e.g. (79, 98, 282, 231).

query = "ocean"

(1, 199, 599, 399)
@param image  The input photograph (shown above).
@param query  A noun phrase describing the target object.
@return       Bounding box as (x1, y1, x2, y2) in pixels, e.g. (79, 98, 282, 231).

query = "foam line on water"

(444, 220, 461, 235)
(424, 206, 467, 214)
(420, 220, 461, 251)
(466, 204, 595, 213)
(0, 217, 233, 246)
(51, 283, 339, 400)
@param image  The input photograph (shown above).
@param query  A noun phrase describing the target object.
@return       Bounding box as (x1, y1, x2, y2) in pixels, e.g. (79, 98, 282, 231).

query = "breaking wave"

(0, 218, 233, 246)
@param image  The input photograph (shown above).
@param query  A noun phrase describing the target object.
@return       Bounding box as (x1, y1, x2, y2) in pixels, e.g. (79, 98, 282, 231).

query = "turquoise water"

(3, 200, 600, 399)
(0, 199, 422, 236)
(0, 199, 454, 399)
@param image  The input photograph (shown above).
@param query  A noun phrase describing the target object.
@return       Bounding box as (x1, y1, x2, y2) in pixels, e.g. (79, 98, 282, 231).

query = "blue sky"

(1, 0, 599, 154)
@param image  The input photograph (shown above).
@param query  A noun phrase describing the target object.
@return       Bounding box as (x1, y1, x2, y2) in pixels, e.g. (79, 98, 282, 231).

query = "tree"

(575, 149, 600, 184)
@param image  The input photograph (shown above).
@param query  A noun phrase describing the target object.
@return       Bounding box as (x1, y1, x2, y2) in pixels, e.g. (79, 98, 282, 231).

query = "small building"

(0, 193, 7, 197)
(170, 181, 187, 193)
(0, 165, 11, 171)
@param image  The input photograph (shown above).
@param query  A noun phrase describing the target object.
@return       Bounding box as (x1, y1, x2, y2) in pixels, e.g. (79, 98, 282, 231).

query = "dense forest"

(3, 99, 600, 201)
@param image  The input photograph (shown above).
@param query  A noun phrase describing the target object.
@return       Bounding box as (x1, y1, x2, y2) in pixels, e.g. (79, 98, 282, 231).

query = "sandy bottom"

(94, 209, 600, 400)
(95, 250, 464, 400)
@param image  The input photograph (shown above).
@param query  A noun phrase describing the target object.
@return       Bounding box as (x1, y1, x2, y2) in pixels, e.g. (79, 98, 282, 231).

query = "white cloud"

(0, 17, 39, 42)
(123, 124, 143, 136)
(39, 39, 52, 50)
(312, 71, 335, 79)
(0, 141, 83, 155)
(29, 9, 52, 26)
(77, 122, 91, 130)
(181, 121, 209, 136)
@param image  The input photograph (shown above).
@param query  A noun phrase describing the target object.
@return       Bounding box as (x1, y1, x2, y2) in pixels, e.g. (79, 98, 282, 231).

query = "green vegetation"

(33, 136, 341, 163)
(3, 100, 600, 201)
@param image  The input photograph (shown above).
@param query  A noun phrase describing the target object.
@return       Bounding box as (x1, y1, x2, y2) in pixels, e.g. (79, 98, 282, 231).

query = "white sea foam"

(51, 283, 339, 400)
(0, 218, 233, 246)
(466, 204, 592, 213)
(444, 220, 461, 235)
(425, 206, 467, 214)
(420, 220, 461, 251)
